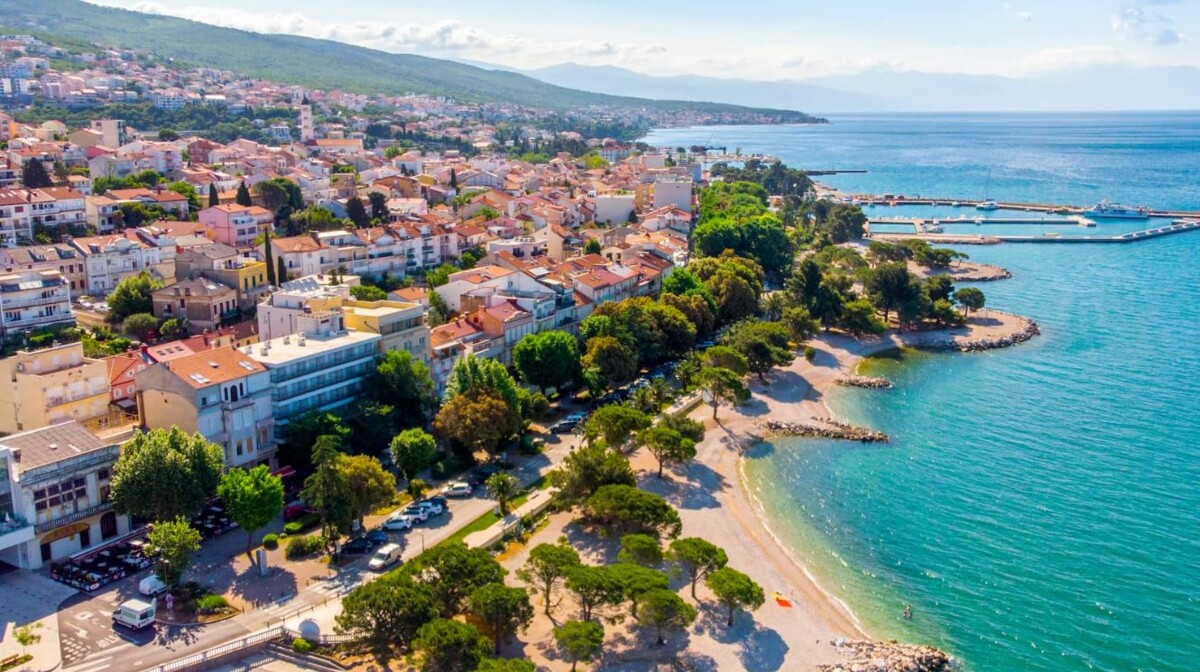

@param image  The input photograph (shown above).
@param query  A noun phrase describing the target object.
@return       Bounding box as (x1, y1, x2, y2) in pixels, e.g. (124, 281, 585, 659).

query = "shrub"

(262, 533, 279, 550)
(194, 593, 229, 615)
(286, 535, 326, 559)
(528, 392, 551, 420)
(283, 513, 321, 536)
(291, 637, 314, 653)
(804, 346, 816, 362)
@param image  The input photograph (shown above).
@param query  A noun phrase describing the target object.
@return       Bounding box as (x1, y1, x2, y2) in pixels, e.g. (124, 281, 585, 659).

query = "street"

(59, 429, 579, 672)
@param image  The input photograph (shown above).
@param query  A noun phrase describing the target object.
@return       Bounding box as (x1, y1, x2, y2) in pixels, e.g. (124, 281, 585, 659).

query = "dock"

(867, 219, 1200, 245)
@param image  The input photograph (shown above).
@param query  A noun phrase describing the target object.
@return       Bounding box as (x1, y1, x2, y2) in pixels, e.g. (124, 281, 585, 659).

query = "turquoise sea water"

(645, 114, 1200, 672)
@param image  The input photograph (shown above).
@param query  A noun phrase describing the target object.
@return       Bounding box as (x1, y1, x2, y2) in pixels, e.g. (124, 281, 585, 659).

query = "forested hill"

(0, 0, 819, 120)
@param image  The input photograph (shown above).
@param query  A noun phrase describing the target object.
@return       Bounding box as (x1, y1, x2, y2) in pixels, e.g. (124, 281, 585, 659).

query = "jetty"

(867, 219, 1200, 244)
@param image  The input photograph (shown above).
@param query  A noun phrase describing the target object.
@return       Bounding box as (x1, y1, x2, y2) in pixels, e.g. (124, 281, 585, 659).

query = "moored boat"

(1083, 201, 1150, 219)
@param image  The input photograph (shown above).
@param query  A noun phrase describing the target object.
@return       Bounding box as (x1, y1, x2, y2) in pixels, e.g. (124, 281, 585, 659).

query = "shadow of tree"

(692, 607, 789, 671)
(562, 519, 622, 565)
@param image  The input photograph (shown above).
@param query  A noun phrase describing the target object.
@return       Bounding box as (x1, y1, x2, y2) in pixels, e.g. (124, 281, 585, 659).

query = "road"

(59, 431, 580, 672)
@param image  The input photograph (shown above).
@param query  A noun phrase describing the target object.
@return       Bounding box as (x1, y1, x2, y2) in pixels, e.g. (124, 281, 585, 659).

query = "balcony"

(222, 396, 254, 412)
(2, 294, 67, 310)
(0, 516, 34, 550)
(35, 501, 112, 534)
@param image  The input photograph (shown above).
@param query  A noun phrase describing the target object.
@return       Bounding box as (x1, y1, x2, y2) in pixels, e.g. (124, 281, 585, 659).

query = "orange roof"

(164, 346, 266, 389)
(106, 352, 143, 385)
(272, 234, 325, 253)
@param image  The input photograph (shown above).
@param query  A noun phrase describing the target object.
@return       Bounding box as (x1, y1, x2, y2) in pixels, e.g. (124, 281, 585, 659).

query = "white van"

(368, 543, 402, 571)
(138, 575, 168, 597)
(113, 598, 157, 630)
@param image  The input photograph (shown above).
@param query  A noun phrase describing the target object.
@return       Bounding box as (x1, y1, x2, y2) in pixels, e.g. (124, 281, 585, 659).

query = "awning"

(271, 465, 296, 479)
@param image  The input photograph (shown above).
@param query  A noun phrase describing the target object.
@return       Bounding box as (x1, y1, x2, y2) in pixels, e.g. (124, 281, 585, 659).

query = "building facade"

(0, 341, 110, 435)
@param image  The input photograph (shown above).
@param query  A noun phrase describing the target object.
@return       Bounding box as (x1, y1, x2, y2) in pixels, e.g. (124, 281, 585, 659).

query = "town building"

(0, 342, 110, 435)
(151, 277, 239, 332)
(0, 269, 73, 337)
(0, 422, 131, 570)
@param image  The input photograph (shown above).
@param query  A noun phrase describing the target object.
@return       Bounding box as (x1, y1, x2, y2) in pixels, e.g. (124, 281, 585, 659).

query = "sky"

(84, 0, 1198, 79)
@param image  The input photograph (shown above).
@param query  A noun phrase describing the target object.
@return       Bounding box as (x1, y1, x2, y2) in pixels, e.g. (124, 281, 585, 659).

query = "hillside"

(0, 0, 817, 119)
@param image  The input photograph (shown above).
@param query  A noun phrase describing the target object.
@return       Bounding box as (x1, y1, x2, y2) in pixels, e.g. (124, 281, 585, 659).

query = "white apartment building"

(135, 347, 276, 469)
(256, 275, 351, 342)
(652, 175, 694, 214)
(0, 422, 131, 570)
(69, 234, 163, 295)
(0, 269, 73, 337)
(246, 313, 381, 425)
(0, 188, 87, 247)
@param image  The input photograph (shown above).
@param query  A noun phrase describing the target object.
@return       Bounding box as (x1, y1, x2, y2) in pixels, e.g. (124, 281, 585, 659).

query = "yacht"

(976, 200, 999, 211)
(1083, 201, 1150, 219)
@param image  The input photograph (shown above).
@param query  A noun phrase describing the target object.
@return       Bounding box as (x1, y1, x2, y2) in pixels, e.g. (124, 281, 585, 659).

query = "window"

(34, 477, 88, 512)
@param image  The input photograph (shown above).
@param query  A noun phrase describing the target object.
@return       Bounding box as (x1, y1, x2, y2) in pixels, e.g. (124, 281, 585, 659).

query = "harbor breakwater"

(764, 419, 890, 443)
(819, 640, 956, 672)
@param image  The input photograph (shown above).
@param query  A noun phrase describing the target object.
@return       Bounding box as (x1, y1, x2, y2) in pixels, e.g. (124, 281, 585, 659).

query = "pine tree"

(21, 159, 53, 189)
(235, 181, 252, 207)
(207, 183, 219, 207)
(264, 230, 276, 286)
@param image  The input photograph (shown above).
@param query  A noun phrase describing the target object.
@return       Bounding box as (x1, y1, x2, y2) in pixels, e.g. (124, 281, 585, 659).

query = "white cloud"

(1002, 4, 1033, 22)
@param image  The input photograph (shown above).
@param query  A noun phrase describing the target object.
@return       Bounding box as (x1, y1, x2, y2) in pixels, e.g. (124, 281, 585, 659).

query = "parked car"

(382, 514, 415, 531)
(341, 536, 374, 554)
(551, 420, 578, 434)
(442, 482, 472, 498)
(138, 575, 168, 597)
(283, 503, 317, 521)
(368, 543, 403, 571)
(399, 506, 430, 523)
(564, 412, 589, 423)
(412, 499, 444, 516)
(425, 496, 449, 511)
(365, 529, 389, 545)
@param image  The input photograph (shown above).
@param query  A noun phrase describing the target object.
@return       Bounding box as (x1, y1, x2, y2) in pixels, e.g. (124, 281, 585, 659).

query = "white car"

(382, 514, 415, 531)
(138, 575, 168, 597)
(368, 543, 403, 571)
(442, 481, 473, 498)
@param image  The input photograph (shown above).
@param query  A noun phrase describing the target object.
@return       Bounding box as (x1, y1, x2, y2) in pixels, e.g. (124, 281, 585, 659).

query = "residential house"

(0, 269, 73, 337)
(69, 233, 163, 295)
(151, 277, 239, 332)
(175, 243, 269, 311)
(0, 342, 110, 435)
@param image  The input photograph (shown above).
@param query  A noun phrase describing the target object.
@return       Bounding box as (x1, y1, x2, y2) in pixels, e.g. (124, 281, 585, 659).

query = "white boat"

(976, 200, 999, 211)
(1082, 201, 1150, 219)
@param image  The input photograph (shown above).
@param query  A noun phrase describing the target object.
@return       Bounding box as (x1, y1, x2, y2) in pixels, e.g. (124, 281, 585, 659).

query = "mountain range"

(0, 0, 812, 118)
(524, 62, 1200, 113)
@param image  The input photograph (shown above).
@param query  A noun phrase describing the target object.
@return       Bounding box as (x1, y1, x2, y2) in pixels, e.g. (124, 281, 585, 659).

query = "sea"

(644, 113, 1200, 672)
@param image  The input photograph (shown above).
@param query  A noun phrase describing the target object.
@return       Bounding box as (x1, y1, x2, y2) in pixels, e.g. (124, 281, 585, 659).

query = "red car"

(283, 504, 317, 521)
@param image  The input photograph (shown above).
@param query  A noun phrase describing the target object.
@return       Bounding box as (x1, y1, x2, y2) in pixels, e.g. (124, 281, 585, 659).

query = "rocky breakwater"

(911, 311, 1041, 353)
(953, 262, 1012, 282)
(764, 419, 889, 443)
(835, 374, 894, 389)
(820, 640, 956, 672)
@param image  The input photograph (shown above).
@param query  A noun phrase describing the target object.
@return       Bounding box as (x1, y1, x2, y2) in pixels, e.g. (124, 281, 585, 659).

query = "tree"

(565, 565, 625, 622)
(404, 542, 507, 617)
(444, 355, 525, 418)
(159, 317, 188, 341)
(485, 472, 520, 516)
(107, 272, 164, 322)
(368, 191, 388, 221)
(340, 454, 396, 530)
(705, 567, 765, 626)
(207, 183, 219, 207)
(349, 284, 388, 301)
(235, 181, 252, 206)
(145, 517, 202, 589)
(760, 292, 787, 321)
(553, 620, 604, 672)
(517, 542, 581, 615)
(14, 622, 42, 656)
(708, 270, 758, 324)
(346, 196, 369, 228)
(550, 444, 636, 504)
(638, 426, 696, 479)
(370, 350, 436, 427)
(955, 287, 986, 317)
(866, 263, 923, 324)
(303, 435, 352, 550)
(724, 320, 795, 381)
(661, 292, 715, 338)
(111, 428, 224, 522)
(412, 618, 491, 672)
(668, 537, 729, 600)
(697, 367, 750, 420)
(782, 306, 820, 343)
(583, 238, 602, 255)
(929, 298, 962, 326)
(839, 298, 888, 336)
(336, 573, 437, 660)
(585, 485, 682, 538)
(636, 589, 697, 646)
(21, 159, 53, 188)
(389, 428, 437, 483)
(582, 337, 637, 389)
(924, 274, 955, 303)
(217, 465, 284, 555)
(476, 660, 535, 672)
(512, 330, 581, 394)
(468, 583, 533, 654)
(702, 345, 749, 376)
(611, 563, 670, 618)
(263, 230, 277, 286)
(449, 168, 458, 190)
(277, 257, 288, 285)
(435, 392, 520, 458)
(583, 405, 651, 449)
(122, 312, 159, 341)
(618, 534, 664, 567)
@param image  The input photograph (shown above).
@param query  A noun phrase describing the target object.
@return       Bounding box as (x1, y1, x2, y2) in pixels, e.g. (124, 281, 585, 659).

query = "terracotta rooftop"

(163, 346, 266, 389)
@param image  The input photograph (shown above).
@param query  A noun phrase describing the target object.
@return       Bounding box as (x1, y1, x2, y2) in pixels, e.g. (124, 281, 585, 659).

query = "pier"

(867, 219, 1200, 245)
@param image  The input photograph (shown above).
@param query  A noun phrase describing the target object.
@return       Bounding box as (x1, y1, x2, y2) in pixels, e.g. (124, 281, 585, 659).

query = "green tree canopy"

(122, 312, 159, 342)
(339, 454, 396, 530)
(145, 517, 201, 588)
(485, 472, 520, 516)
(444, 354, 525, 418)
(467, 583, 534, 654)
(668, 537, 729, 600)
(610, 563, 670, 618)
(349, 284, 388, 301)
(636, 589, 698, 646)
(435, 392, 520, 459)
(565, 564, 625, 622)
(106, 272, 164, 322)
(637, 426, 697, 479)
(389, 428, 438, 483)
(21, 159, 53, 188)
(553, 620, 604, 672)
(618, 533, 664, 568)
(585, 485, 682, 538)
(516, 542, 581, 616)
(302, 435, 352, 549)
(705, 566, 766, 626)
(955, 287, 986, 316)
(583, 405, 651, 449)
(335, 572, 437, 660)
(550, 443, 636, 505)
(345, 196, 370, 228)
(582, 336, 637, 390)
(403, 542, 507, 618)
(412, 618, 491, 672)
(369, 350, 437, 427)
(512, 330, 581, 394)
(697, 367, 750, 420)
(217, 465, 284, 554)
(838, 298, 888, 336)
(723, 319, 795, 380)
(110, 427, 224, 522)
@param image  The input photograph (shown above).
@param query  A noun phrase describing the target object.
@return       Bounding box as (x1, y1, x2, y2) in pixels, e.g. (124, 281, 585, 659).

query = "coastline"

(674, 311, 1039, 669)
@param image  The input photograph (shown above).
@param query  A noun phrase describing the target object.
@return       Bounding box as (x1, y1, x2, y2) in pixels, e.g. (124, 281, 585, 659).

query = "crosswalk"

(64, 642, 134, 672)
(306, 579, 355, 598)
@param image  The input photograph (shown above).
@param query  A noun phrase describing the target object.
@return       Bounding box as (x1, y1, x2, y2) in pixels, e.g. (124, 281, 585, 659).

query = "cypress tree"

(449, 168, 458, 191)
(21, 159, 53, 189)
(208, 183, 219, 207)
(236, 181, 252, 207)
(277, 257, 287, 285)
(263, 230, 276, 286)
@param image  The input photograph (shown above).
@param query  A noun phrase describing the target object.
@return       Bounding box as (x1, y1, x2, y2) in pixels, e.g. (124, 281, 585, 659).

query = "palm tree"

(485, 472, 520, 516)
(648, 378, 672, 408)
(631, 386, 656, 414)
(760, 292, 786, 321)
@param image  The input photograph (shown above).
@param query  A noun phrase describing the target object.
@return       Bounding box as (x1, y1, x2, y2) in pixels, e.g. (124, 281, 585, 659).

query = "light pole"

(418, 530, 426, 553)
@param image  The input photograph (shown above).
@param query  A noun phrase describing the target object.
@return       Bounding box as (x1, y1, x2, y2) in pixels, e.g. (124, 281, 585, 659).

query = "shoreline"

(682, 310, 1039, 669)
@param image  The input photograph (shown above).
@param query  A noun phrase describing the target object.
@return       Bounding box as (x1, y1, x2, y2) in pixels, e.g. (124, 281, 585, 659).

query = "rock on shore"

(820, 640, 956, 672)
(764, 419, 889, 443)
(835, 374, 894, 389)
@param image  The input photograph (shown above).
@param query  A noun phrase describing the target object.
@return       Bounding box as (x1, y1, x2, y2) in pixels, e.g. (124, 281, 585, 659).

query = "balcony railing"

(36, 501, 112, 534)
